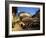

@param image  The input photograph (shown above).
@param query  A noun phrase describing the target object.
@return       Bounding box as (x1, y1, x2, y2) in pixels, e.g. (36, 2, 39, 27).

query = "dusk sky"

(16, 7, 40, 16)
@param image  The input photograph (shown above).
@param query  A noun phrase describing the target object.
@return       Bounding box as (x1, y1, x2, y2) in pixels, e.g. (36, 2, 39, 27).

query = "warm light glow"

(20, 13, 31, 17)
